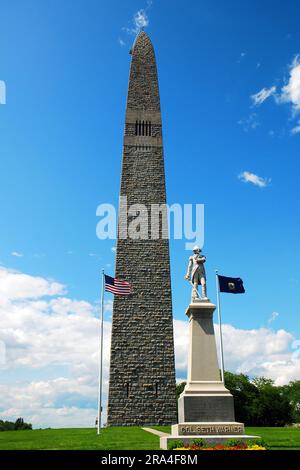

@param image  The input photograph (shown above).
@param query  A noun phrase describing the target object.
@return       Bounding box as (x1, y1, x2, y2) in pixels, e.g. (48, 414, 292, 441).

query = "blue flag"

(218, 275, 245, 294)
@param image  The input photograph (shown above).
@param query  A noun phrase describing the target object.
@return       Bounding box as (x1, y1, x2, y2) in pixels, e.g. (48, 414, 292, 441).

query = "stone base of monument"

(160, 422, 259, 449)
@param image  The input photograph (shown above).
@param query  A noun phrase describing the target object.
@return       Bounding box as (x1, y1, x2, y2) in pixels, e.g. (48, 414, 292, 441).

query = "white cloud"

(290, 122, 300, 135)
(0, 80, 6, 105)
(280, 55, 300, 113)
(111, 246, 116, 252)
(251, 86, 276, 106)
(268, 311, 279, 324)
(0, 266, 64, 301)
(104, 300, 113, 313)
(134, 9, 149, 30)
(118, 38, 126, 47)
(174, 320, 189, 373)
(1, 266, 300, 427)
(122, 3, 151, 36)
(0, 266, 110, 427)
(11, 251, 23, 257)
(219, 325, 299, 386)
(0, 378, 101, 428)
(238, 171, 271, 188)
(249, 55, 300, 134)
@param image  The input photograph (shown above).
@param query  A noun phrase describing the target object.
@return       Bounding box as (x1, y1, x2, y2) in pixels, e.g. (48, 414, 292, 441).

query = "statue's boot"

(192, 284, 200, 303)
(202, 284, 208, 301)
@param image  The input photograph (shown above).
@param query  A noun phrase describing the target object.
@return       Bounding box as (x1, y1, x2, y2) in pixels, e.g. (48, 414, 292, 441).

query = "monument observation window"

(134, 120, 152, 136)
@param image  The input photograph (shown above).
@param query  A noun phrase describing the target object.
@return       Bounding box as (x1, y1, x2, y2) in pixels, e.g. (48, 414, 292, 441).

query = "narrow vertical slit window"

(145, 121, 148, 136)
(155, 382, 158, 397)
(142, 120, 145, 136)
(139, 120, 142, 136)
(135, 120, 138, 135)
(149, 121, 152, 136)
(126, 383, 129, 398)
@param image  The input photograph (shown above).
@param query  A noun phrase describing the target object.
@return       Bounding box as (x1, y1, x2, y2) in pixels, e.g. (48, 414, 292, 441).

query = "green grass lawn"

(245, 427, 300, 450)
(0, 426, 299, 450)
(0, 427, 161, 450)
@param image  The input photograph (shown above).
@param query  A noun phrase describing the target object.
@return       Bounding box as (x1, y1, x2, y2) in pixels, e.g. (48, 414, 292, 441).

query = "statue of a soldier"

(185, 245, 209, 302)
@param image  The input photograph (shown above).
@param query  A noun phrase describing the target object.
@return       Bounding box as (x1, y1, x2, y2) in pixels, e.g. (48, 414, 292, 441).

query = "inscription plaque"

(177, 423, 245, 436)
(179, 395, 235, 422)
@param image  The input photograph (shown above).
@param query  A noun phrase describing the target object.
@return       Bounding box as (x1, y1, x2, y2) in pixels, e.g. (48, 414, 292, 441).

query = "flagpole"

(215, 270, 225, 384)
(97, 269, 105, 435)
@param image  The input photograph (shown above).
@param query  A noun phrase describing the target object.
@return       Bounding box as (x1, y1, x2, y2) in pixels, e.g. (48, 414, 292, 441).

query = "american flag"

(104, 274, 132, 296)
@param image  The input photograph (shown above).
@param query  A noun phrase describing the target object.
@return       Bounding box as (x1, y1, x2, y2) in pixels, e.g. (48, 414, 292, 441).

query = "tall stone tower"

(107, 31, 177, 426)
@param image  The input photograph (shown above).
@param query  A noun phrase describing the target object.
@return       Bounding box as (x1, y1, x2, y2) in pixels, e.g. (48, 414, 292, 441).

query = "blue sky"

(1, 0, 300, 427)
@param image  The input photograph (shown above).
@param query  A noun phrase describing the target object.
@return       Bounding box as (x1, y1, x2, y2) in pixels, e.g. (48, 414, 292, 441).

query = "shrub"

(168, 439, 184, 450)
(192, 438, 207, 448)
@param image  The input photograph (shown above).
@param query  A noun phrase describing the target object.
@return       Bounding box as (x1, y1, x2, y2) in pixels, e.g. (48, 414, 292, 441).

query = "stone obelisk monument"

(107, 32, 177, 426)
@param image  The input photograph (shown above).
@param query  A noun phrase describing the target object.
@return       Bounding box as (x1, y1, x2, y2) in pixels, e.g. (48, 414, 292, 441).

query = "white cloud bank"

(174, 320, 300, 386)
(238, 171, 271, 188)
(250, 55, 300, 133)
(251, 56, 300, 112)
(0, 266, 299, 427)
(280, 55, 300, 113)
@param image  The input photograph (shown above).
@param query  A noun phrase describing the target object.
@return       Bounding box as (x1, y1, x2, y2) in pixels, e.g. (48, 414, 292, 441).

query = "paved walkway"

(142, 427, 170, 437)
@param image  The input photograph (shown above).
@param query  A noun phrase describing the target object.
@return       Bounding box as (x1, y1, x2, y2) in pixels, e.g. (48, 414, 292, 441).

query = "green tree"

(14, 418, 32, 430)
(224, 371, 259, 425)
(251, 384, 292, 426)
(0, 418, 32, 431)
(176, 381, 186, 400)
(280, 380, 300, 423)
(252, 377, 274, 390)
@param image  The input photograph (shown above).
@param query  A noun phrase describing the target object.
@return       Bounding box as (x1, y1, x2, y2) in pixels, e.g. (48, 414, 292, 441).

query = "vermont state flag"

(218, 275, 245, 294)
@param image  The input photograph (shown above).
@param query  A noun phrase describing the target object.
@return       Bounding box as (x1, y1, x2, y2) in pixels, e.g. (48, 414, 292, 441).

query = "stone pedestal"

(178, 301, 235, 423)
(160, 301, 259, 449)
